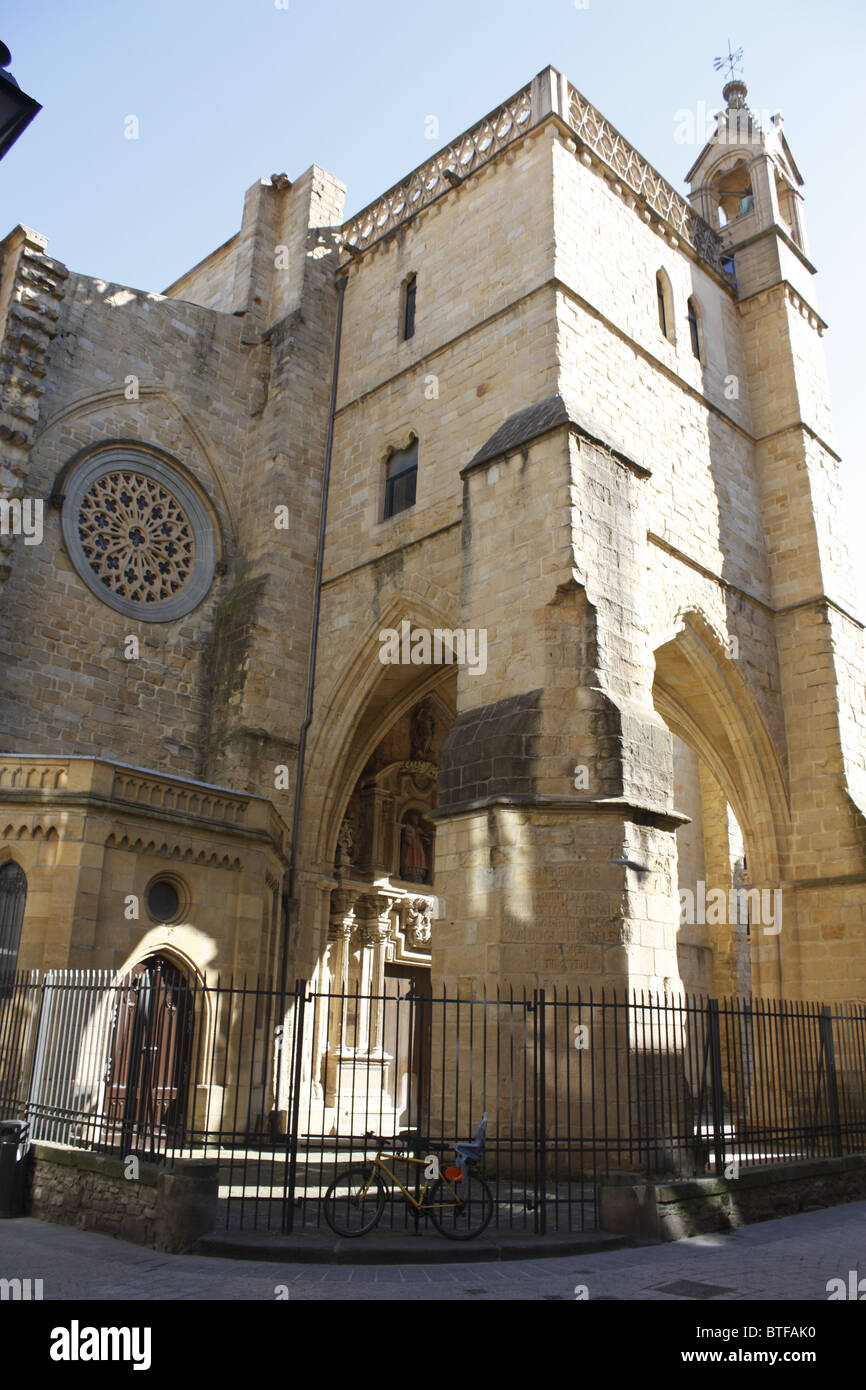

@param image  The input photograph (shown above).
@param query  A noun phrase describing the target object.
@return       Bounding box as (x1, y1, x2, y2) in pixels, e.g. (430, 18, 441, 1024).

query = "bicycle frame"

(361, 1148, 472, 1211)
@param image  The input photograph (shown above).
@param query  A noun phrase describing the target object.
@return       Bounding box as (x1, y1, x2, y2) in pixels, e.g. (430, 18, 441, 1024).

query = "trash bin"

(0, 1119, 30, 1217)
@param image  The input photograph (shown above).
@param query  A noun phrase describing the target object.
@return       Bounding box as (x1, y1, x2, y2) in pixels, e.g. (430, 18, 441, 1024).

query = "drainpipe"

(278, 270, 348, 1008)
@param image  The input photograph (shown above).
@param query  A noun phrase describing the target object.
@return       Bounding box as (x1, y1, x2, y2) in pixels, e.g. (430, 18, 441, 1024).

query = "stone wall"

(600, 1155, 866, 1242)
(25, 1143, 218, 1254)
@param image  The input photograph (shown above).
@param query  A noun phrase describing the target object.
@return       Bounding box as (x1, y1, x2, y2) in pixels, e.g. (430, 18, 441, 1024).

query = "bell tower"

(685, 76, 809, 298)
(687, 71, 866, 997)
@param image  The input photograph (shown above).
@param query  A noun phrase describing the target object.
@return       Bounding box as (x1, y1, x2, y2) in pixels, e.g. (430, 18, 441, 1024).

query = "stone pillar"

(359, 897, 394, 1054)
(325, 888, 358, 1059)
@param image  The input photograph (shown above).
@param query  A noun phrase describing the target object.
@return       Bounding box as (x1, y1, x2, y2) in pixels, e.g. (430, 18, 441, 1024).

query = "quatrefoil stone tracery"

(77, 471, 195, 604)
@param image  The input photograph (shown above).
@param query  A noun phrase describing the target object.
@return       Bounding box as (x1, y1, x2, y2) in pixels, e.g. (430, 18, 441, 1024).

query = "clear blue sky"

(3, 0, 864, 610)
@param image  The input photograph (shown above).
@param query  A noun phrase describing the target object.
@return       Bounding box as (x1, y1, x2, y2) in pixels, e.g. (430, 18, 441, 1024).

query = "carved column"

(358, 895, 394, 1053)
(325, 888, 359, 1064)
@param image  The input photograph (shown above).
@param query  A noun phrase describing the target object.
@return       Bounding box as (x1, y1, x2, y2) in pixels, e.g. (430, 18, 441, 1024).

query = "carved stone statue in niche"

(336, 817, 355, 871)
(400, 810, 432, 884)
(410, 701, 435, 762)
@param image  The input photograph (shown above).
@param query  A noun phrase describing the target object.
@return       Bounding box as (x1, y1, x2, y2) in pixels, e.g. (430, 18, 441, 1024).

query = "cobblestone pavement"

(2, 1203, 864, 1301)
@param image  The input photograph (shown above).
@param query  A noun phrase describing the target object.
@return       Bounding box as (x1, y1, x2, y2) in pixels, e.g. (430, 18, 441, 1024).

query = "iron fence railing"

(1, 968, 865, 1235)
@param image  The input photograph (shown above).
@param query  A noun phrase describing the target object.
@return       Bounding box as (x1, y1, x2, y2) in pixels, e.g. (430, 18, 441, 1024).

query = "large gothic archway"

(653, 613, 792, 998)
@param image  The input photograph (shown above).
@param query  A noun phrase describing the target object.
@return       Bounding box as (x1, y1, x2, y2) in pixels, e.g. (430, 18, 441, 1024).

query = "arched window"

(656, 270, 674, 343)
(384, 438, 418, 519)
(687, 297, 702, 360)
(0, 861, 27, 989)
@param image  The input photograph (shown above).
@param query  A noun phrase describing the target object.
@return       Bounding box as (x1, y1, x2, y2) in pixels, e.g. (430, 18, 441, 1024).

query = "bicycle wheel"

(428, 1168, 494, 1240)
(323, 1165, 386, 1237)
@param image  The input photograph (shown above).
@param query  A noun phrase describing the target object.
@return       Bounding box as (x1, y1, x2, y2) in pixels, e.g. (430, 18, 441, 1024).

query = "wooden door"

(105, 957, 193, 1157)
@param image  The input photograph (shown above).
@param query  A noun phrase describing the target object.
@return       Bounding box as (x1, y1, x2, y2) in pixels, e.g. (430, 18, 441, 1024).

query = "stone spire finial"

(722, 79, 748, 110)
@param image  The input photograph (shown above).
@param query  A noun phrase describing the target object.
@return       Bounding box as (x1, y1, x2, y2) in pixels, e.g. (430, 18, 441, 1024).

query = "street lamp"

(0, 43, 41, 162)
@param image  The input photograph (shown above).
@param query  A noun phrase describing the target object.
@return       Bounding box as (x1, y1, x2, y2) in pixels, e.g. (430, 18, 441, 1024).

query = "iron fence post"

(534, 989, 547, 1235)
(707, 999, 726, 1175)
(819, 1005, 843, 1157)
(282, 978, 307, 1234)
(22, 970, 48, 1133)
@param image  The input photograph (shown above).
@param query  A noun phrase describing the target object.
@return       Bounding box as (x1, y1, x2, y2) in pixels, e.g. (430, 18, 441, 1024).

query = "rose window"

(61, 448, 217, 621)
(77, 471, 195, 604)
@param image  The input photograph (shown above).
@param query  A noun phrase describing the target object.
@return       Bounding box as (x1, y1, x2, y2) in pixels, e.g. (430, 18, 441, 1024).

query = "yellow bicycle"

(323, 1115, 493, 1240)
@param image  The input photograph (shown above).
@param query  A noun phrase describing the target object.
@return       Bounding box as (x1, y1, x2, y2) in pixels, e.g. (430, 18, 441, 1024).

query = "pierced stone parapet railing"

(338, 66, 730, 283)
(341, 84, 533, 255)
(565, 83, 730, 280)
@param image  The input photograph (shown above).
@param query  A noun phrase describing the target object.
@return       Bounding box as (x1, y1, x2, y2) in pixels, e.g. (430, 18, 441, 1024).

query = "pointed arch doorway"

(105, 955, 195, 1158)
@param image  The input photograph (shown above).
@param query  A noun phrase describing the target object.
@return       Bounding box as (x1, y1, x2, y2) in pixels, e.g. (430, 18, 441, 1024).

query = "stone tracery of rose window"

(77, 470, 195, 604)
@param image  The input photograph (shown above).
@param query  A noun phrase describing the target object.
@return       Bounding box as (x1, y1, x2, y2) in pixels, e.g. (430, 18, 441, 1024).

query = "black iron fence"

(1, 967, 865, 1235)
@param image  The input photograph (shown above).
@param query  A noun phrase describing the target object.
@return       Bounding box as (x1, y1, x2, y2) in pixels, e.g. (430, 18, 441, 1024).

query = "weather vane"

(713, 40, 744, 84)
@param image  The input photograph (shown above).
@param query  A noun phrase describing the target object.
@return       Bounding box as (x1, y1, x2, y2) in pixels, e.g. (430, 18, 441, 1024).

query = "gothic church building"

(1, 65, 864, 1008)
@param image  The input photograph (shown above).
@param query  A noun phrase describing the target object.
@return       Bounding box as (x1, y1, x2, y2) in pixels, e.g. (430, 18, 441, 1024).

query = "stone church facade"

(1, 64, 864, 1011)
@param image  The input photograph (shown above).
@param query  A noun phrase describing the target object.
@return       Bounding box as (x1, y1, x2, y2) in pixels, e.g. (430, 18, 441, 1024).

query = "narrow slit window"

(656, 270, 675, 344)
(687, 298, 701, 360)
(403, 274, 417, 341)
(657, 273, 668, 338)
(384, 440, 418, 519)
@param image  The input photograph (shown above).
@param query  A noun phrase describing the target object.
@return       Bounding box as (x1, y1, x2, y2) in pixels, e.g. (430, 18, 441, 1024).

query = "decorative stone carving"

(60, 449, 216, 622)
(335, 817, 355, 870)
(410, 701, 435, 760)
(399, 760, 437, 789)
(359, 895, 395, 947)
(77, 470, 194, 604)
(328, 888, 358, 938)
(405, 898, 432, 948)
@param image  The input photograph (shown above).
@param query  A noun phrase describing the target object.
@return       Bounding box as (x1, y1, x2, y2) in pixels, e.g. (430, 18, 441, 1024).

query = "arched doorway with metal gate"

(104, 954, 195, 1160)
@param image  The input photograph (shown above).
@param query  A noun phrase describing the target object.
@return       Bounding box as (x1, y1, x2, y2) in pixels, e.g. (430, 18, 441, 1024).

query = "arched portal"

(653, 613, 791, 999)
(293, 599, 460, 1135)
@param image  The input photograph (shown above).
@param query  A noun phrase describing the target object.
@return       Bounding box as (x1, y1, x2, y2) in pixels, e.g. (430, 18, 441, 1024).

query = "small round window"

(61, 449, 216, 621)
(146, 878, 182, 923)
